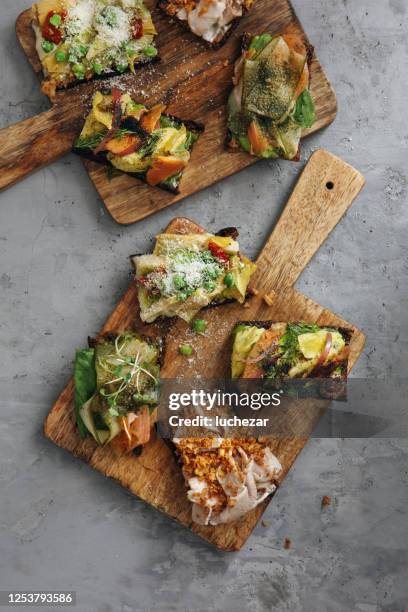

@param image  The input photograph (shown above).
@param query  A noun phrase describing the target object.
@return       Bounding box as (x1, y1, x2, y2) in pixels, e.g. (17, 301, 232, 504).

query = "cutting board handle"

(253, 150, 365, 292)
(0, 105, 82, 191)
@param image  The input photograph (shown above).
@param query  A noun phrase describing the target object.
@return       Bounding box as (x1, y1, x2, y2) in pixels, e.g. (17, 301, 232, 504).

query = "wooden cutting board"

(0, 0, 336, 224)
(44, 150, 365, 550)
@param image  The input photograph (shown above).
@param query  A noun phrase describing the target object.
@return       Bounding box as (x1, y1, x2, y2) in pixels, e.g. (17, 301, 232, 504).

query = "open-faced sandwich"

(174, 436, 282, 525)
(159, 0, 254, 46)
(74, 331, 161, 453)
(73, 88, 203, 191)
(132, 228, 256, 323)
(227, 32, 316, 160)
(232, 321, 351, 379)
(32, 0, 158, 97)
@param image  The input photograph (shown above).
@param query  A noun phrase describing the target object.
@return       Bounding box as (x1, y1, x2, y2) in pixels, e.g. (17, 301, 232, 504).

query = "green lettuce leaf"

(74, 348, 96, 438)
(249, 33, 273, 54)
(294, 90, 316, 128)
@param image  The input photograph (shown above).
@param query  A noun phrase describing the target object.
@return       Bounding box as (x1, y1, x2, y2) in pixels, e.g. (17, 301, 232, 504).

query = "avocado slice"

(231, 325, 265, 378)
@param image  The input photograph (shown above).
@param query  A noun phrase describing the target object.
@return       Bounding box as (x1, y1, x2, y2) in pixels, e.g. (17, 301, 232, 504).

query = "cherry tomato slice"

(208, 241, 230, 264)
(42, 10, 66, 45)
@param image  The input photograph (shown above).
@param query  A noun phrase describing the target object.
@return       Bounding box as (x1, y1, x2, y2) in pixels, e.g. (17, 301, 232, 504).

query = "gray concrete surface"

(0, 1, 407, 610)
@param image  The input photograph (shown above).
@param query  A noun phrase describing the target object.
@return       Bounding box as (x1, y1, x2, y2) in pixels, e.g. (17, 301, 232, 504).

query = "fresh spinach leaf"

(159, 115, 180, 129)
(185, 130, 199, 150)
(249, 33, 273, 53)
(294, 90, 316, 129)
(74, 348, 96, 438)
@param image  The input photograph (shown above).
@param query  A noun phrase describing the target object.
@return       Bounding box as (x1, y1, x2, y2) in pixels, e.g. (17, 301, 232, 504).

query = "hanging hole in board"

(326, 181, 334, 190)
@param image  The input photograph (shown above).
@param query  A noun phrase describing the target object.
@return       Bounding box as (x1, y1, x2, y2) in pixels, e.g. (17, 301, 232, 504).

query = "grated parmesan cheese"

(66, 0, 132, 48)
(94, 5, 131, 47)
(66, 0, 96, 37)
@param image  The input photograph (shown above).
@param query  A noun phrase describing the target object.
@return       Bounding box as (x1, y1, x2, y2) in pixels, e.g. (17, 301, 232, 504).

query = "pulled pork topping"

(175, 437, 282, 525)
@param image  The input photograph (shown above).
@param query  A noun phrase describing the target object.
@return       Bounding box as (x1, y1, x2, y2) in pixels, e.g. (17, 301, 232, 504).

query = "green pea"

(179, 344, 193, 357)
(72, 63, 85, 78)
(173, 273, 186, 290)
(55, 50, 67, 62)
(79, 45, 88, 57)
(207, 267, 220, 280)
(41, 40, 54, 53)
(192, 319, 207, 334)
(49, 14, 62, 27)
(92, 62, 103, 75)
(116, 62, 128, 73)
(224, 272, 234, 288)
(204, 280, 215, 292)
(143, 46, 158, 58)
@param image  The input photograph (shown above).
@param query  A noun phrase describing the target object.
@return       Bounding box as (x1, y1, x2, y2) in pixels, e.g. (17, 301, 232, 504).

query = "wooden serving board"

(0, 0, 336, 224)
(44, 151, 365, 550)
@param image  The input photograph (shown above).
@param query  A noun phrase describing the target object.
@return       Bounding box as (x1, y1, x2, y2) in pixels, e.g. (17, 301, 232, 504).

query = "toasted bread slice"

(33, 0, 159, 99)
(232, 321, 352, 379)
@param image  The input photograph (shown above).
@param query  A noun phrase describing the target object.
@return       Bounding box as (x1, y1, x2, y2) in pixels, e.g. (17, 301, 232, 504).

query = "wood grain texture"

(0, 105, 82, 190)
(44, 151, 365, 551)
(10, 0, 337, 222)
(253, 150, 366, 291)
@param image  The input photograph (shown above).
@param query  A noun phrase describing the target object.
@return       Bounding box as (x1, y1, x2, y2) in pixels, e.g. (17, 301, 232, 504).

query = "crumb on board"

(263, 294, 274, 306)
(284, 537, 292, 550)
(261, 520, 269, 528)
(321, 495, 331, 508)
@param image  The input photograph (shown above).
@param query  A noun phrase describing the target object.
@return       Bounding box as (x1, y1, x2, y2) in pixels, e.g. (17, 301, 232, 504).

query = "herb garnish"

(278, 323, 320, 367)
(74, 130, 107, 149)
(97, 335, 158, 412)
(138, 133, 161, 158)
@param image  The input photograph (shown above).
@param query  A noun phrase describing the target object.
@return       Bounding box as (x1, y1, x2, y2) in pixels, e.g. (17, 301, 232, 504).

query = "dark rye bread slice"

(42, 56, 161, 95)
(235, 320, 353, 380)
(73, 114, 204, 194)
(158, 0, 254, 47)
